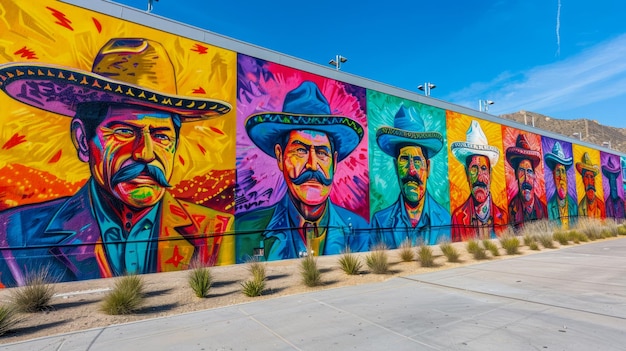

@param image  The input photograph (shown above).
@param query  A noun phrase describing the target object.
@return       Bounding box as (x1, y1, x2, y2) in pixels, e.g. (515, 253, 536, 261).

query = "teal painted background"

(367, 90, 450, 218)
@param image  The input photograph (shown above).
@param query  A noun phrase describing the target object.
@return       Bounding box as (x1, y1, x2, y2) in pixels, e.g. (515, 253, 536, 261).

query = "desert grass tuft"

(241, 278, 266, 297)
(0, 305, 19, 336)
(536, 233, 555, 248)
(575, 217, 603, 240)
(553, 231, 570, 245)
(248, 259, 267, 282)
(439, 242, 460, 262)
(241, 258, 267, 297)
(482, 239, 500, 257)
(417, 244, 435, 267)
(618, 224, 626, 236)
(466, 239, 480, 254)
(523, 234, 535, 246)
(337, 251, 363, 275)
(602, 218, 620, 237)
(188, 267, 213, 298)
(529, 241, 540, 250)
(500, 235, 520, 255)
(101, 275, 145, 315)
(518, 219, 555, 238)
(398, 239, 415, 262)
(300, 255, 322, 287)
(365, 244, 389, 274)
(10, 267, 57, 313)
(466, 239, 487, 260)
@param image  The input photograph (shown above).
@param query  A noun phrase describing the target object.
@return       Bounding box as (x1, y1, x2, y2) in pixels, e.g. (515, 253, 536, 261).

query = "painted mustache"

(521, 182, 533, 191)
(111, 163, 171, 188)
(472, 181, 488, 189)
(586, 185, 596, 192)
(291, 169, 333, 186)
(402, 175, 424, 186)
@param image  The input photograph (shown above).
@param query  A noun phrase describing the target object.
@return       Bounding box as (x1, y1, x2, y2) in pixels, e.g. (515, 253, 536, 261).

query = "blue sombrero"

(376, 105, 443, 157)
(544, 141, 573, 170)
(245, 81, 364, 162)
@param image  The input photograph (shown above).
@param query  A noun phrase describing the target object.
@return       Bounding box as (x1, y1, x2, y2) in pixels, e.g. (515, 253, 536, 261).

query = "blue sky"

(113, 0, 626, 128)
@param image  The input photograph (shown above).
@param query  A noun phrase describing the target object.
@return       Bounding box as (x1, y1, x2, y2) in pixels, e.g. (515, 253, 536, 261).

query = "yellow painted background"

(572, 145, 605, 208)
(446, 111, 507, 214)
(0, 0, 236, 206)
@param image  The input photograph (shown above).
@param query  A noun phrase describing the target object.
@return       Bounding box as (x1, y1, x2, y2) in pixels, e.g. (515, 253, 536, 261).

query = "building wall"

(0, 0, 624, 286)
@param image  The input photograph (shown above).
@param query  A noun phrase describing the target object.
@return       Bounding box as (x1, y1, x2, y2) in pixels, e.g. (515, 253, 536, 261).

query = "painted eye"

(114, 128, 135, 137)
(153, 133, 171, 142)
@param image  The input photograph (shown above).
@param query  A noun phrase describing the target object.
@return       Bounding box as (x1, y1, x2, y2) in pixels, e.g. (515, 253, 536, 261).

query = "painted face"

(396, 145, 429, 206)
(467, 155, 491, 204)
(582, 169, 596, 201)
(88, 105, 177, 209)
(553, 163, 568, 200)
(276, 130, 336, 206)
(516, 159, 535, 203)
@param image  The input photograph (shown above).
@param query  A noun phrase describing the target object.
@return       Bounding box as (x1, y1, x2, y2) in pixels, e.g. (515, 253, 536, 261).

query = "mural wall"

(1, 0, 624, 286)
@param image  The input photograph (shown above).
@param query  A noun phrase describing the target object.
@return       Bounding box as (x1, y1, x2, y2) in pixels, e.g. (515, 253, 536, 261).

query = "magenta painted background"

(235, 54, 369, 220)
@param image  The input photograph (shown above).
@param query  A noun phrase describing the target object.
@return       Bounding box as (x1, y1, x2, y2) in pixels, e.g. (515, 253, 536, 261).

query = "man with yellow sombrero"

(236, 81, 369, 262)
(576, 152, 606, 218)
(371, 105, 450, 248)
(0, 38, 234, 287)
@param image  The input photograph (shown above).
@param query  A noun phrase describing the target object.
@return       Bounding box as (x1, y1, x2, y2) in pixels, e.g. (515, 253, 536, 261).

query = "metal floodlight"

(329, 55, 348, 70)
(418, 82, 436, 96)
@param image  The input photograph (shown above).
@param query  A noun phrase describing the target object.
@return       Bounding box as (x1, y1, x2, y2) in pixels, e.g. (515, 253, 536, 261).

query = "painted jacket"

(371, 192, 450, 248)
(578, 196, 606, 219)
(605, 196, 625, 219)
(0, 182, 233, 287)
(508, 193, 548, 228)
(547, 193, 578, 227)
(235, 195, 369, 263)
(451, 196, 508, 242)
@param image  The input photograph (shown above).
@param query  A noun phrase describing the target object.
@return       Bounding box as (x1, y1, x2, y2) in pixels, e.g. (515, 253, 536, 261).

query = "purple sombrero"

(245, 81, 364, 162)
(0, 38, 231, 121)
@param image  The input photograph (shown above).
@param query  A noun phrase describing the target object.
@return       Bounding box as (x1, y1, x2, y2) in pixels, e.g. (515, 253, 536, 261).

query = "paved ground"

(2, 238, 625, 351)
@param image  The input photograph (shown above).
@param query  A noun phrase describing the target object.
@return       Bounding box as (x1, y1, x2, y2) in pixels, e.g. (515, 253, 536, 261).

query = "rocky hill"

(499, 111, 626, 154)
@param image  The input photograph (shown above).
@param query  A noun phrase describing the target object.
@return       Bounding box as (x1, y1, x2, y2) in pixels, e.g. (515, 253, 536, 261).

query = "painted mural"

(368, 92, 450, 248)
(447, 114, 508, 241)
(0, 1, 237, 287)
(1, 0, 626, 286)
(542, 137, 578, 229)
(503, 127, 548, 229)
(234, 55, 370, 262)
(572, 147, 605, 218)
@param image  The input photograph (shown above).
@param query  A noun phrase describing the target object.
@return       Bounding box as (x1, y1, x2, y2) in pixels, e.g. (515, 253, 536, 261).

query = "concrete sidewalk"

(2, 238, 626, 351)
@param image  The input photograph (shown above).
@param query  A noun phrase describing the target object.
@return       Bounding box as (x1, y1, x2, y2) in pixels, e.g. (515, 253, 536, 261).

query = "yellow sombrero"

(0, 38, 231, 121)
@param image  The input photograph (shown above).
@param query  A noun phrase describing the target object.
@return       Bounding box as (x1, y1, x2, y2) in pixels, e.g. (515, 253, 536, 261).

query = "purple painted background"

(541, 136, 577, 204)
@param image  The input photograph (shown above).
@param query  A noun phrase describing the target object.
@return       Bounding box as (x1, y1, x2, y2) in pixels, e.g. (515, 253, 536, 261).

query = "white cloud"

(447, 33, 626, 120)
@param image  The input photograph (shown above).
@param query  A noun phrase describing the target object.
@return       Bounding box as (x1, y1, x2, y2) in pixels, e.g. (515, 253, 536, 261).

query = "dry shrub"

(101, 275, 145, 315)
(439, 242, 460, 262)
(398, 239, 415, 262)
(300, 255, 322, 287)
(337, 251, 362, 275)
(417, 244, 434, 267)
(10, 266, 57, 313)
(365, 243, 389, 274)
